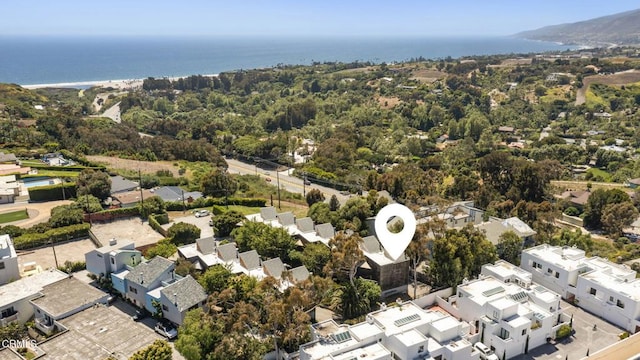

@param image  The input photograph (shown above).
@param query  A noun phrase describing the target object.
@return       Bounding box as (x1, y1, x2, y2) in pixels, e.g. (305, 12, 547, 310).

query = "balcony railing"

(0, 312, 18, 326)
(35, 317, 55, 335)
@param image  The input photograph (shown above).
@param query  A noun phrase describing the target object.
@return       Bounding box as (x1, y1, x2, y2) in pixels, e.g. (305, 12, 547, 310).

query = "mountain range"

(516, 8, 640, 46)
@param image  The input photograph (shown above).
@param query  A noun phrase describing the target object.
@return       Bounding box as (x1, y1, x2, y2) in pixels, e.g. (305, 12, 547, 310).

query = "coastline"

(21, 74, 218, 90)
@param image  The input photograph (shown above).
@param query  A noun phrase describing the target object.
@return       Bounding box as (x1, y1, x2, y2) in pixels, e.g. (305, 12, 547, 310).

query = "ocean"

(0, 36, 572, 86)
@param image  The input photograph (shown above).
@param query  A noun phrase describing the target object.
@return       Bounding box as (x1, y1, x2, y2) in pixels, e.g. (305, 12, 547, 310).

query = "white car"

(155, 321, 178, 340)
(474, 342, 499, 360)
(194, 209, 210, 218)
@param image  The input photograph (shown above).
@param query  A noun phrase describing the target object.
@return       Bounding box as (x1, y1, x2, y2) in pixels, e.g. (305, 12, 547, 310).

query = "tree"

(329, 194, 340, 211)
(232, 221, 296, 262)
(139, 195, 165, 216)
(601, 202, 638, 238)
(129, 340, 172, 360)
(49, 205, 84, 228)
(199, 264, 233, 294)
(200, 169, 237, 198)
(337, 197, 372, 233)
(176, 308, 225, 360)
(583, 189, 630, 229)
(307, 202, 337, 225)
(323, 232, 364, 287)
(406, 221, 440, 299)
(168, 222, 201, 245)
(497, 231, 523, 265)
(337, 278, 380, 319)
(290, 242, 331, 275)
(76, 169, 112, 201)
(429, 226, 497, 289)
(211, 210, 244, 237)
(146, 239, 178, 259)
(305, 189, 325, 207)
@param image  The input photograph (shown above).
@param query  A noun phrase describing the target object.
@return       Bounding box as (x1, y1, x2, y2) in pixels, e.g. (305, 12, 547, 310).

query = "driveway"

(0, 200, 72, 228)
(163, 213, 215, 238)
(512, 300, 624, 360)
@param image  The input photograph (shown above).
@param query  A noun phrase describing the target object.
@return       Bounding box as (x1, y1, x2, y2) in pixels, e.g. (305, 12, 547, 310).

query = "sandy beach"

(21, 74, 218, 90)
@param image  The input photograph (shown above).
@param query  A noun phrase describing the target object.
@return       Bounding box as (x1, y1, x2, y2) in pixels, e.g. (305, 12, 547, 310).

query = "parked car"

(265, 177, 272, 182)
(106, 294, 117, 305)
(195, 209, 210, 218)
(131, 309, 147, 322)
(155, 321, 178, 340)
(209, 219, 214, 227)
(474, 342, 499, 360)
(304, 179, 311, 185)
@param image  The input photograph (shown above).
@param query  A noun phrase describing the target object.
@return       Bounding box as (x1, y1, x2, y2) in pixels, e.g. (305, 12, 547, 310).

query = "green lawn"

(0, 209, 29, 224)
(586, 168, 612, 182)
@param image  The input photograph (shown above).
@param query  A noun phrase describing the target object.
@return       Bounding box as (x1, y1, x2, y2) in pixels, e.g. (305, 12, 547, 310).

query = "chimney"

(140, 271, 144, 284)
(174, 293, 178, 306)
(109, 238, 117, 246)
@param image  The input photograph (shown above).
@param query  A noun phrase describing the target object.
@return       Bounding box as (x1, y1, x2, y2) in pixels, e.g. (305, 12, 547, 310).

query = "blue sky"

(3, 1, 639, 37)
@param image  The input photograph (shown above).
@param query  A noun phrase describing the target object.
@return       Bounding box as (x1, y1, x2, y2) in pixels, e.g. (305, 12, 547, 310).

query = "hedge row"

(28, 182, 77, 202)
(164, 197, 267, 211)
(59, 150, 106, 168)
(13, 223, 91, 250)
(97, 207, 140, 217)
(148, 214, 168, 237)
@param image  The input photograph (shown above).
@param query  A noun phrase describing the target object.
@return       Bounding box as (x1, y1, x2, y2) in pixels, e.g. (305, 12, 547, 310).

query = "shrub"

(28, 182, 77, 202)
(564, 206, 580, 216)
(146, 239, 177, 259)
(148, 214, 168, 237)
(58, 260, 86, 274)
(164, 197, 266, 211)
(555, 324, 572, 339)
(13, 223, 91, 250)
(167, 222, 200, 245)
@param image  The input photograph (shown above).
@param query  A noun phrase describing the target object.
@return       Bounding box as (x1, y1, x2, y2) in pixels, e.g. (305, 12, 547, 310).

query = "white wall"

(0, 256, 19, 285)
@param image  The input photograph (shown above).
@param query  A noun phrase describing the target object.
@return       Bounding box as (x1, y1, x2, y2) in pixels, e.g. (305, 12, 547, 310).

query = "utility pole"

(138, 169, 144, 220)
(181, 189, 186, 213)
(85, 190, 92, 225)
(51, 239, 59, 269)
(302, 172, 306, 197)
(276, 168, 281, 209)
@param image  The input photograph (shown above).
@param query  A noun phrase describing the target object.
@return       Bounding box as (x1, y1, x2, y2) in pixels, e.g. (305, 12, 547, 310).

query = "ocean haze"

(0, 36, 571, 85)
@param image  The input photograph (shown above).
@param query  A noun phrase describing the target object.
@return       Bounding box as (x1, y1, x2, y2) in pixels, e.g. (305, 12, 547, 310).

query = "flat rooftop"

(0, 269, 68, 308)
(31, 277, 108, 318)
(524, 245, 586, 271)
(581, 271, 640, 301)
(370, 302, 440, 336)
(328, 342, 391, 360)
(483, 261, 532, 282)
(37, 305, 163, 359)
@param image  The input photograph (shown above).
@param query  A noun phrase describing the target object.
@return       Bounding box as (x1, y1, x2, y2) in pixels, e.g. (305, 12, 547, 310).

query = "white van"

(474, 342, 499, 360)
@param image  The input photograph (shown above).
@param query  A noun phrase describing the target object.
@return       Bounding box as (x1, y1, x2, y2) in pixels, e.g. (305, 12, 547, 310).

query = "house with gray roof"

(277, 212, 295, 227)
(262, 258, 286, 279)
(31, 277, 109, 335)
(158, 275, 207, 325)
(239, 250, 261, 270)
(290, 265, 311, 283)
(260, 206, 278, 222)
(475, 216, 536, 246)
(153, 186, 203, 203)
(216, 242, 238, 262)
(296, 217, 315, 233)
(196, 237, 216, 255)
(110, 175, 138, 194)
(123, 256, 175, 309)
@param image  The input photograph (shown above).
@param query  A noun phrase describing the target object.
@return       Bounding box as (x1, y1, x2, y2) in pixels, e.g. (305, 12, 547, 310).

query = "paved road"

(225, 158, 351, 204)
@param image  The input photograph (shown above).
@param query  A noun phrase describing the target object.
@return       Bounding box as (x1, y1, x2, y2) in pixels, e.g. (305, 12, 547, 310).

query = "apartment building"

(521, 244, 640, 334)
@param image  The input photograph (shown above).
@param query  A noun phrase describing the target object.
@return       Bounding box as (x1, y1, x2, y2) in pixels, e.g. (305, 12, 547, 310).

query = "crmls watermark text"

(1, 339, 37, 348)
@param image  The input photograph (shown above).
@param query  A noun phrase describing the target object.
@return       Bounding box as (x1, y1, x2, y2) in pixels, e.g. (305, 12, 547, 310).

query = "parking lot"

(162, 212, 215, 238)
(512, 300, 625, 360)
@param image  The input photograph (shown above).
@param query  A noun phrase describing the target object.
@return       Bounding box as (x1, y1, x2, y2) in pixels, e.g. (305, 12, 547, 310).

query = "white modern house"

(447, 261, 566, 359)
(521, 244, 640, 334)
(0, 234, 19, 286)
(299, 300, 479, 360)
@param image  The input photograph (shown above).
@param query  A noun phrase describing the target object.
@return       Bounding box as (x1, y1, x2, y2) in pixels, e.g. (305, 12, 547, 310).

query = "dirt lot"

(86, 155, 181, 176)
(377, 96, 402, 109)
(0, 200, 72, 228)
(576, 69, 640, 105)
(409, 68, 445, 83)
(17, 238, 96, 270)
(90, 218, 164, 247)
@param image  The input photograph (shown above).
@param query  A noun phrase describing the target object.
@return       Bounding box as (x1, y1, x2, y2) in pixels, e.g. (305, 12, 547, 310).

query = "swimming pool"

(22, 177, 56, 188)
